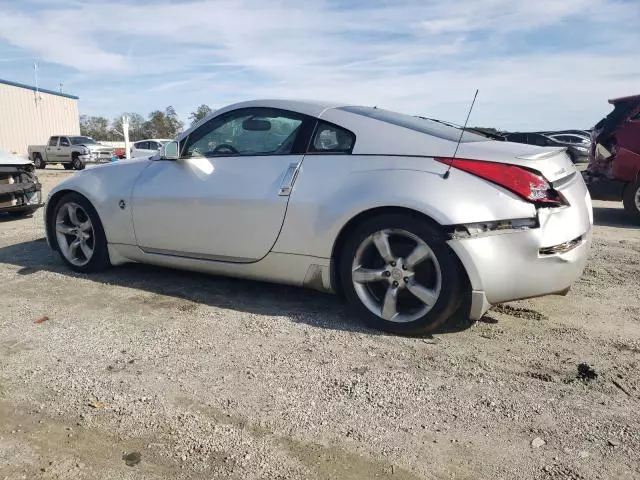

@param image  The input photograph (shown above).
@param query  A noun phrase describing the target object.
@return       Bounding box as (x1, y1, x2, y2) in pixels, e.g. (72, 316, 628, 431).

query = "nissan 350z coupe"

(44, 100, 593, 335)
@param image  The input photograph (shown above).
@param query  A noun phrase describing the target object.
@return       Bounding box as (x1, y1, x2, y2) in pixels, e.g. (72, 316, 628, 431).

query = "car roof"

(608, 94, 640, 104)
(212, 99, 348, 118)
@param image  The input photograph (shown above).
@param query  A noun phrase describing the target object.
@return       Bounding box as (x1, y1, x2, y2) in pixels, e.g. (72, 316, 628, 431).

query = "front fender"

(274, 155, 536, 258)
(46, 159, 152, 246)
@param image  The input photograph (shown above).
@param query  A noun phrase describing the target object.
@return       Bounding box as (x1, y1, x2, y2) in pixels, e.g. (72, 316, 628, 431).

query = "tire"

(622, 180, 640, 223)
(71, 155, 85, 170)
(63, 163, 73, 170)
(339, 213, 463, 336)
(33, 154, 46, 169)
(50, 192, 110, 273)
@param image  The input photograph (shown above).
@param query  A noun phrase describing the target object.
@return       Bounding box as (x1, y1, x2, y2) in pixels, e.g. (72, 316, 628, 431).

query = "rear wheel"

(50, 192, 110, 273)
(339, 214, 463, 336)
(623, 180, 640, 222)
(33, 154, 46, 169)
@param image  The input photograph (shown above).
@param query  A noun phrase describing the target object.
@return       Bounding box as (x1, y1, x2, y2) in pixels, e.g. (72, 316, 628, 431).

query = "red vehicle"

(583, 94, 640, 222)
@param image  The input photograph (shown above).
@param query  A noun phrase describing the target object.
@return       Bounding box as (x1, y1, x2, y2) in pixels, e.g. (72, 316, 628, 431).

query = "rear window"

(338, 106, 487, 142)
(48, 137, 59, 147)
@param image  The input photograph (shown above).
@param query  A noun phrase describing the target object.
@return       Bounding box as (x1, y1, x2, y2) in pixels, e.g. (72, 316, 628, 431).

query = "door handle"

(279, 162, 300, 196)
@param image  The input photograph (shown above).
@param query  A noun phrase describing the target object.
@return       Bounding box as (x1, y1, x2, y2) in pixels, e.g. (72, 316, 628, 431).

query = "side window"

(59, 137, 70, 147)
(48, 137, 59, 147)
(182, 108, 305, 157)
(309, 122, 355, 153)
(135, 141, 149, 150)
(631, 110, 640, 121)
(148, 141, 159, 150)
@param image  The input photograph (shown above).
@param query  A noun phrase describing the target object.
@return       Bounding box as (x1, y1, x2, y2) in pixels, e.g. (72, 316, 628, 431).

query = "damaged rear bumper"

(447, 173, 593, 320)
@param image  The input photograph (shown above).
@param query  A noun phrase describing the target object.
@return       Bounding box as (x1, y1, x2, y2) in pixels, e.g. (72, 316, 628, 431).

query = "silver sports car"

(44, 100, 593, 335)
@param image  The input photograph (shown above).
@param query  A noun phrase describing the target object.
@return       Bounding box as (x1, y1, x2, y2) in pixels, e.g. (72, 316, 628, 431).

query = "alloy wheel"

(635, 185, 640, 212)
(351, 228, 442, 323)
(55, 202, 95, 267)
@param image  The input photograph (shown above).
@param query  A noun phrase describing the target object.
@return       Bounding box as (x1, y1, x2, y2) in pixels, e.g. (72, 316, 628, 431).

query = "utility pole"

(122, 115, 131, 159)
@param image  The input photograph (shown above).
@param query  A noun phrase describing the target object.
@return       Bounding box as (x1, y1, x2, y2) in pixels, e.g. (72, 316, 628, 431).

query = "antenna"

(443, 89, 479, 179)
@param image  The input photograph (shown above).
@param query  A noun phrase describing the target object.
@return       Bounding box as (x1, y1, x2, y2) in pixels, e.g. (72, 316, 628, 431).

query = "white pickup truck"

(28, 136, 115, 170)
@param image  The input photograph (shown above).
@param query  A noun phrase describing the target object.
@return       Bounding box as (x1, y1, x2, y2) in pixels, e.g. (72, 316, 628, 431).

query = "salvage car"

(44, 100, 593, 335)
(502, 132, 589, 164)
(0, 150, 43, 217)
(28, 135, 115, 170)
(583, 94, 640, 221)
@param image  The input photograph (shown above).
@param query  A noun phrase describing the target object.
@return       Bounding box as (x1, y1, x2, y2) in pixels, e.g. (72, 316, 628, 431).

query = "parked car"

(0, 149, 43, 217)
(28, 136, 115, 170)
(130, 139, 173, 158)
(546, 133, 591, 145)
(503, 132, 589, 163)
(583, 94, 640, 221)
(44, 99, 593, 336)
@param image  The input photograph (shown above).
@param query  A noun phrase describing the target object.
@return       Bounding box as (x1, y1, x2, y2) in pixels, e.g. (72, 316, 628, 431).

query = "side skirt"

(107, 244, 334, 293)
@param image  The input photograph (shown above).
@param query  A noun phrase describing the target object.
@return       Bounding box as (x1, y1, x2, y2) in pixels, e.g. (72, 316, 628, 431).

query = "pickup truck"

(28, 136, 115, 170)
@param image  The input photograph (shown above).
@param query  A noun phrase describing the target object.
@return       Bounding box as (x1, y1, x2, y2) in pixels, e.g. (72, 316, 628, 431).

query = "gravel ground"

(0, 167, 639, 480)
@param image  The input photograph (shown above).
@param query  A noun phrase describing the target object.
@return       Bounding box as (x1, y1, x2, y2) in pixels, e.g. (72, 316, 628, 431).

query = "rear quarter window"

(308, 122, 355, 154)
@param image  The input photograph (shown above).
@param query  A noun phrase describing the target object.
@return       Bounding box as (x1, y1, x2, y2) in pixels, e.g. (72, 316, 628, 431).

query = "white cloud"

(0, 0, 637, 129)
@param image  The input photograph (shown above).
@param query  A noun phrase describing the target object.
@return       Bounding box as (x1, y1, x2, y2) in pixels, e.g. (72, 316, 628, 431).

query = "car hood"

(0, 149, 33, 166)
(84, 144, 112, 150)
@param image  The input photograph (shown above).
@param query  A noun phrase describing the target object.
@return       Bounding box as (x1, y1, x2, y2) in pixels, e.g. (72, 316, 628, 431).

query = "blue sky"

(1, 0, 638, 130)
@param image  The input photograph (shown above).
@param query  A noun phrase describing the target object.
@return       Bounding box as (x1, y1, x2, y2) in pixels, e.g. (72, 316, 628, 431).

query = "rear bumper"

(449, 173, 593, 319)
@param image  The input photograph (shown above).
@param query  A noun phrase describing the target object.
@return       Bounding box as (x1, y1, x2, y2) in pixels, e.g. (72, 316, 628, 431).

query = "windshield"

(339, 106, 488, 142)
(70, 136, 98, 145)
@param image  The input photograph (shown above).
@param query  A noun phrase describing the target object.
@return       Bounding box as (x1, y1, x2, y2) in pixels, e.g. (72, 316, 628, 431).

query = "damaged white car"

(44, 100, 593, 335)
(0, 150, 43, 217)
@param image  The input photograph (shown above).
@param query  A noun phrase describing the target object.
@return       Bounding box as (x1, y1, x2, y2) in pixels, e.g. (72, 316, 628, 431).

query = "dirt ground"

(0, 166, 639, 480)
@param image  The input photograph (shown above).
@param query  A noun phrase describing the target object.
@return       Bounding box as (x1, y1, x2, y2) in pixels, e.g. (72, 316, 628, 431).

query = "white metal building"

(0, 78, 80, 156)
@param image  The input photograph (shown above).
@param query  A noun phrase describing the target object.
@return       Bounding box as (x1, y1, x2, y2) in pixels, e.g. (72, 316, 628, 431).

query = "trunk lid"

(454, 141, 576, 183)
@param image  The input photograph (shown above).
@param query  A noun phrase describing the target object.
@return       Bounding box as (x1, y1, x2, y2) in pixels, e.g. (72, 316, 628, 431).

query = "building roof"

(0, 78, 79, 100)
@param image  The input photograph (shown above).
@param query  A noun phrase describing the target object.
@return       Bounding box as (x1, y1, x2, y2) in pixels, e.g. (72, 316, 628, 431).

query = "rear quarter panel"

(274, 155, 536, 258)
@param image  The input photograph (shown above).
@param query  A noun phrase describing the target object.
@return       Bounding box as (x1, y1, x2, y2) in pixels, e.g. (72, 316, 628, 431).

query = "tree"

(110, 113, 149, 141)
(189, 104, 213, 126)
(146, 106, 184, 138)
(79, 115, 112, 140)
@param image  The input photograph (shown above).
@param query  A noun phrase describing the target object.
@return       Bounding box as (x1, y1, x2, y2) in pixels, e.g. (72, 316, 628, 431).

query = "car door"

(45, 136, 59, 162)
(58, 136, 72, 162)
(131, 107, 314, 262)
(131, 141, 148, 158)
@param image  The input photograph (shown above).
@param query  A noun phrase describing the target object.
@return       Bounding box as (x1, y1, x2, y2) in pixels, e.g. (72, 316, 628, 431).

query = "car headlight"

(26, 190, 41, 205)
(81, 147, 90, 155)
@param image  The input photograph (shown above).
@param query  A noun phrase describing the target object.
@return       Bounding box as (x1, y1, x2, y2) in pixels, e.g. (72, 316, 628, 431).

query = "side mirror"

(161, 141, 179, 160)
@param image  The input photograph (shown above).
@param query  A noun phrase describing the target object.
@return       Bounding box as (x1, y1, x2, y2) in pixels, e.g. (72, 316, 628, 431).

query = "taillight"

(435, 157, 567, 207)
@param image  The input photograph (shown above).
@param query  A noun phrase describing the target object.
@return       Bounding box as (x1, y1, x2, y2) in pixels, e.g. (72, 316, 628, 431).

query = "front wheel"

(50, 192, 110, 273)
(623, 180, 640, 223)
(63, 163, 73, 170)
(72, 155, 85, 170)
(339, 214, 463, 336)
